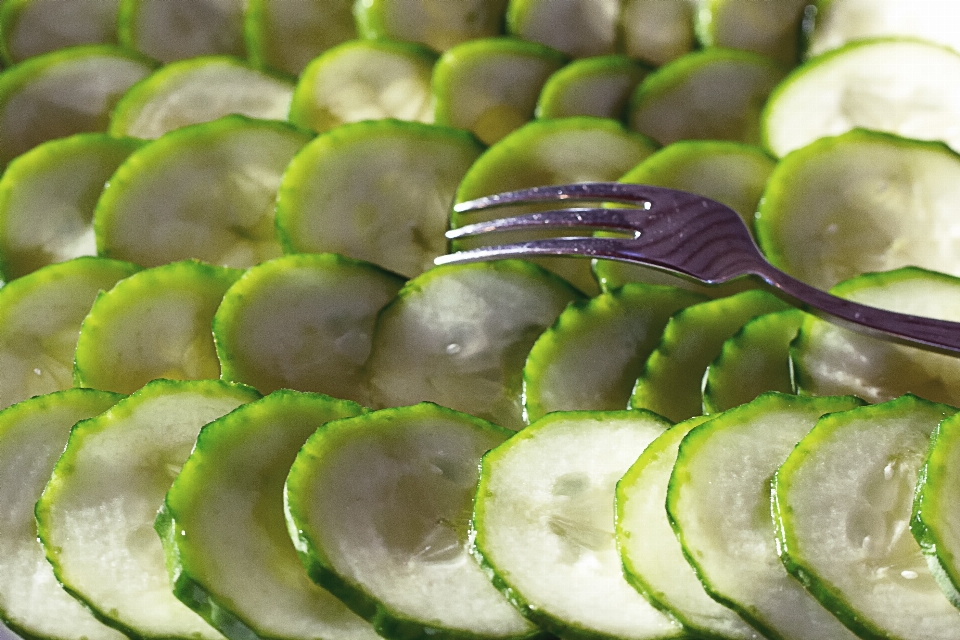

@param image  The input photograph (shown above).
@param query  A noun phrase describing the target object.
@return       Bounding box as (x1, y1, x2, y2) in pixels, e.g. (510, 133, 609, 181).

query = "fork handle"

(754, 264, 960, 354)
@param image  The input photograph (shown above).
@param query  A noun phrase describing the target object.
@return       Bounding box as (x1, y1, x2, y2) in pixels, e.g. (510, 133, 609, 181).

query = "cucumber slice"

(117, 0, 246, 63)
(0, 256, 139, 411)
(473, 410, 682, 639)
(523, 282, 706, 423)
(792, 266, 960, 406)
(702, 309, 804, 414)
(617, 415, 762, 640)
(284, 403, 541, 640)
(36, 379, 260, 639)
(0, 44, 155, 165)
(366, 261, 581, 431)
(432, 37, 566, 145)
(667, 393, 864, 640)
(695, 0, 808, 64)
(774, 395, 960, 639)
(629, 48, 787, 146)
(0, 389, 124, 640)
(157, 390, 378, 640)
(354, 0, 508, 53)
(452, 117, 658, 296)
(109, 56, 295, 140)
(275, 119, 481, 278)
(213, 253, 405, 404)
(535, 55, 649, 120)
(630, 289, 790, 422)
(755, 128, 960, 291)
(763, 38, 960, 157)
(619, 0, 696, 67)
(73, 260, 243, 394)
(96, 115, 311, 269)
(506, 0, 619, 58)
(0, 0, 120, 64)
(288, 39, 436, 134)
(913, 411, 960, 608)
(0, 133, 142, 280)
(244, 0, 356, 77)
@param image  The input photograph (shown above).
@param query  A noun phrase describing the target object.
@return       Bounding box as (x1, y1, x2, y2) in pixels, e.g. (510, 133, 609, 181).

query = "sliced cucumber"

(617, 415, 762, 640)
(109, 55, 295, 140)
(630, 289, 790, 422)
(157, 390, 377, 640)
(535, 55, 648, 120)
(619, 0, 696, 67)
(522, 282, 706, 423)
(288, 39, 436, 134)
(695, 0, 808, 64)
(36, 379, 260, 639)
(629, 48, 787, 146)
(0, 389, 124, 640)
(284, 403, 541, 640)
(366, 261, 581, 431)
(506, 0, 619, 58)
(473, 410, 683, 639)
(275, 119, 481, 279)
(74, 260, 243, 394)
(0, 0, 120, 64)
(775, 395, 960, 639)
(702, 309, 804, 414)
(0, 256, 140, 411)
(668, 393, 864, 640)
(354, 0, 508, 53)
(791, 266, 960, 407)
(432, 37, 566, 146)
(0, 132, 142, 280)
(117, 0, 246, 63)
(213, 253, 405, 404)
(96, 115, 311, 269)
(763, 38, 960, 157)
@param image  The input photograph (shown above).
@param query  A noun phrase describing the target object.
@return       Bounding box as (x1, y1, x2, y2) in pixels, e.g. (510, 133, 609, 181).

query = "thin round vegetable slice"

(774, 395, 960, 639)
(73, 260, 243, 395)
(535, 55, 649, 120)
(432, 37, 566, 146)
(0, 389, 125, 640)
(695, 0, 808, 64)
(619, 0, 696, 67)
(36, 379, 260, 639)
(157, 390, 378, 640)
(244, 0, 356, 77)
(617, 415, 763, 640)
(0, 44, 155, 165)
(630, 289, 790, 422)
(0, 256, 140, 411)
(452, 117, 658, 295)
(913, 411, 960, 608)
(473, 410, 683, 639)
(506, 0, 619, 58)
(0, 0, 120, 64)
(288, 39, 436, 134)
(668, 393, 864, 640)
(791, 267, 960, 407)
(629, 48, 787, 146)
(96, 115, 312, 269)
(117, 0, 246, 63)
(702, 309, 804, 414)
(109, 55, 295, 140)
(284, 403, 542, 640)
(523, 282, 706, 424)
(354, 0, 508, 53)
(0, 133, 142, 281)
(763, 38, 960, 157)
(366, 261, 581, 431)
(213, 253, 405, 404)
(755, 128, 960, 291)
(275, 119, 481, 278)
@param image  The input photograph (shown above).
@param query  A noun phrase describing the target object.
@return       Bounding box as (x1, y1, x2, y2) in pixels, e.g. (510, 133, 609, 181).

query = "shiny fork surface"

(438, 182, 960, 355)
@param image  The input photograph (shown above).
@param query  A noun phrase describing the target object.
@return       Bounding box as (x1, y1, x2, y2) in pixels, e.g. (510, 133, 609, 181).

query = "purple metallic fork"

(436, 182, 960, 354)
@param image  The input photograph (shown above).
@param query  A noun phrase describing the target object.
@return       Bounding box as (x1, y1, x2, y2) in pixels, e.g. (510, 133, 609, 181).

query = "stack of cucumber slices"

(4, 1, 960, 639)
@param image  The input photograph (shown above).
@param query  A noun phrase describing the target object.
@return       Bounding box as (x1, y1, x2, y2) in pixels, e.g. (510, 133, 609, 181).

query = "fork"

(436, 182, 960, 355)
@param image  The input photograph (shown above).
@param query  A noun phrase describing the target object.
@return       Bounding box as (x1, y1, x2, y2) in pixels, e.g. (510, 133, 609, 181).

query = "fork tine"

(435, 236, 651, 267)
(446, 207, 645, 240)
(452, 182, 688, 213)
